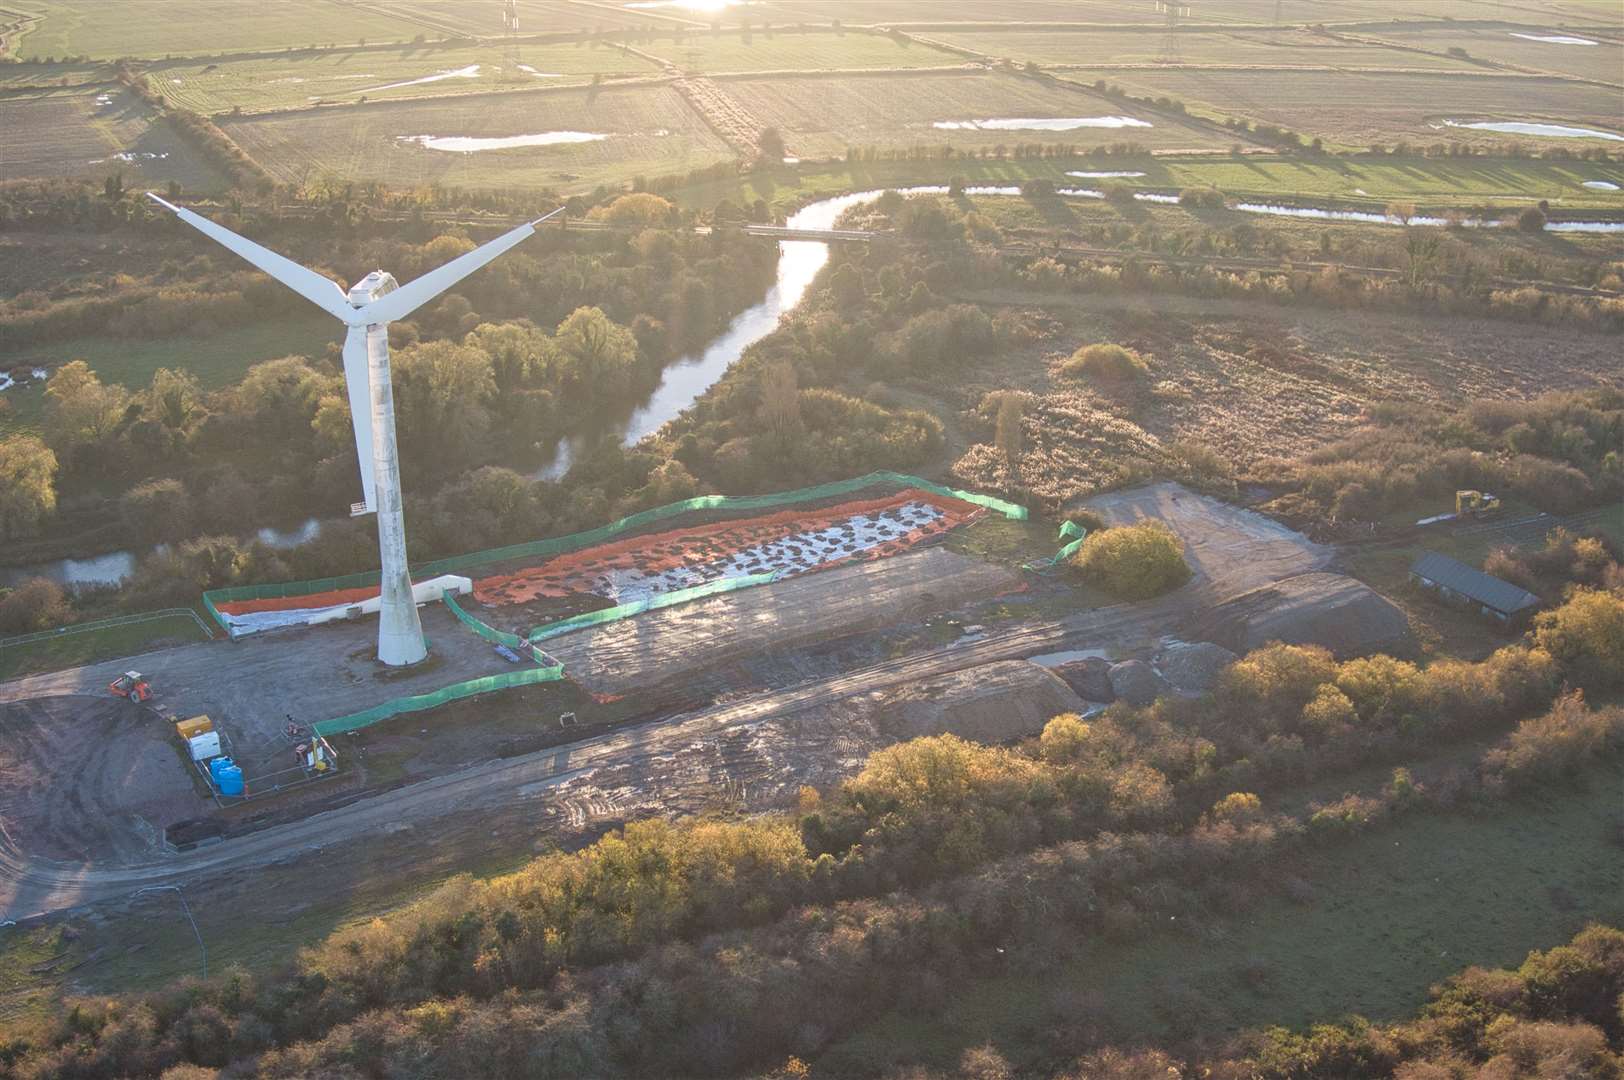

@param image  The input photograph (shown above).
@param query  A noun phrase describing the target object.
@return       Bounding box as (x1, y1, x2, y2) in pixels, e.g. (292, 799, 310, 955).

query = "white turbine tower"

(146, 193, 560, 665)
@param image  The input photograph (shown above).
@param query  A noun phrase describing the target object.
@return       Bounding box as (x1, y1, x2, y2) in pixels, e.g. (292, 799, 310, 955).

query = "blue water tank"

(208, 756, 233, 783)
(216, 764, 245, 798)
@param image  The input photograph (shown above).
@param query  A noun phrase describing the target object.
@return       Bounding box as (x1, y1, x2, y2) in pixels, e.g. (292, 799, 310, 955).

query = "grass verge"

(0, 612, 213, 681)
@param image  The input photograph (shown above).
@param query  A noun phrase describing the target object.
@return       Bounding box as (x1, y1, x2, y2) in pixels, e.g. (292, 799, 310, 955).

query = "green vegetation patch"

(641, 27, 964, 72)
(827, 774, 1624, 1072)
(934, 27, 1481, 70)
(0, 314, 332, 436)
(147, 41, 658, 115)
(13, 0, 435, 61)
(0, 612, 213, 680)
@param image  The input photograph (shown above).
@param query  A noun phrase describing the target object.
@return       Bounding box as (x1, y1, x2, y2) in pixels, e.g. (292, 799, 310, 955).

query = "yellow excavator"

(1455, 490, 1501, 518)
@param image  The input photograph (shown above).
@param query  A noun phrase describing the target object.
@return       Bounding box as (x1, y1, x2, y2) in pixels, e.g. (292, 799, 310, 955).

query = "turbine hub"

(347, 270, 399, 306)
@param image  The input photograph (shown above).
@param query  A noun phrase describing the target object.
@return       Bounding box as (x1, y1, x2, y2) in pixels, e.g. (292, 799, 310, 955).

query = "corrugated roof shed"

(1410, 552, 1541, 615)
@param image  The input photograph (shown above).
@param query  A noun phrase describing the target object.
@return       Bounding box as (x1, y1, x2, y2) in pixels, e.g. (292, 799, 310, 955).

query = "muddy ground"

(0, 696, 203, 864)
(945, 292, 1624, 504)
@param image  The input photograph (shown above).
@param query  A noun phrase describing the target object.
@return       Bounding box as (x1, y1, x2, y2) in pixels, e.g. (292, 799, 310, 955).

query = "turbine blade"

(342, 326, 378, 514)
(357, 207, 563, 325)
(145, 193, 358, 325)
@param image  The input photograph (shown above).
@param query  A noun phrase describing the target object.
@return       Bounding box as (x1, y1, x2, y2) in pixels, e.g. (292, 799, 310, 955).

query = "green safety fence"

(442, 590, 551, 664)
(529, 571, 778, 642)
(1024, 520, 1089, 574)
(311, 660, 566, 737)
(202, 471, 1026, 633)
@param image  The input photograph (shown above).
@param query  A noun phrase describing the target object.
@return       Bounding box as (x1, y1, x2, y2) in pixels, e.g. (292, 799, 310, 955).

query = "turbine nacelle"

(347, 270, 399, 311)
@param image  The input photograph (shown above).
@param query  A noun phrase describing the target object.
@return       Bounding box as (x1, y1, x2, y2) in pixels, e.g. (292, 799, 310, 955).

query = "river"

(9, 184, 1621, 587)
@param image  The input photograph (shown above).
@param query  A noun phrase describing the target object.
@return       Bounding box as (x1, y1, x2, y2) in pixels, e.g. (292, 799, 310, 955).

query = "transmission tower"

(503, 0, 521, 76)
(1156, 0, 1191, 62)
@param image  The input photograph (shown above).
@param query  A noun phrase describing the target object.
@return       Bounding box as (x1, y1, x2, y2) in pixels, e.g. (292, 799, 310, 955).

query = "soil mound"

(1053, 656, 1114, 702)
(873, 660, 1086, 744)
(1108, 659, 1167, 706)
(1184, 572, 1412, 658)
(1156, 641, 1238, 693)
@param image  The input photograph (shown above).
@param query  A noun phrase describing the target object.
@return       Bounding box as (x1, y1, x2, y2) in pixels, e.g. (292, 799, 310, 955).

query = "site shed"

(1409, 552, 1541, 626)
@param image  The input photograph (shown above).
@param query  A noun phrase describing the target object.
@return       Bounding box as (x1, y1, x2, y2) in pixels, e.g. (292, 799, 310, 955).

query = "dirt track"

(0, 484, 1342, 922)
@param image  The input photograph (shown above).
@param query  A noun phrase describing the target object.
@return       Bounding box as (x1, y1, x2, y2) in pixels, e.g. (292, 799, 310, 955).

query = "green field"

(218, 83, 735, 193)
(823, 773, 1624, 1073)
(934, 27, 1480, 70)
(1368, 25, 1624, 85)
(0, 85, 229, 188)
(9, 0, 438, 61)
(0, 612, 213, 681)
(660, 153, 1624, 216)
(0, 314, 333, 436)
(640, 27, 965, 71)
(146, 40, 659, 114)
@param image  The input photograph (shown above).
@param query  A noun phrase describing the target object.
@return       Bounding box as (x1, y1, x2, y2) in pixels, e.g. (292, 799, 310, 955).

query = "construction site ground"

(0, 480, 1390, 935)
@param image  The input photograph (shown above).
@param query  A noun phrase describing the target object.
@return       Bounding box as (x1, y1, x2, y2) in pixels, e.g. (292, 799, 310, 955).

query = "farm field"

(218, 83, 734, 192)
(1366, 25, 1624, 85)
(824, 775, 1624, 1072)
(368, 0, 702, 34)
(639, 26, 966, 71)
(656, 152, 1624, 218)
(718, 71, 1230, 158)
(0, 58, 105, 86)
(752, 0, 1485, 27)
(1060, 68, 1624, 147)
(0, 314, 334, 437)
(0, 85, 227, 187)
(932, 27, 1481, 70)
(145, 40, 659, 114)
(7, 0, 435, 61)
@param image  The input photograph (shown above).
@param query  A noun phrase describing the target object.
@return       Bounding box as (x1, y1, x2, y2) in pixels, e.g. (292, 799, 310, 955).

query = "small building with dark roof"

(1409, 552, 1541, 626)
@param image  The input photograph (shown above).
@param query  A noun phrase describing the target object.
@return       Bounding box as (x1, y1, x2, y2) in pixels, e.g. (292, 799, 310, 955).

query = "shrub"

(1071, 520, 1191, 599)
(0, 577, 70, 635)
(1062, 343, 1149, 382)
(1532, 589, 1624, 691)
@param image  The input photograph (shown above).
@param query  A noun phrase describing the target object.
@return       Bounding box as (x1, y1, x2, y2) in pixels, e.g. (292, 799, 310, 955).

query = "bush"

(1072, 520, 1191, 599)
(0, 577, 70, 635)
(1532, 588, 1624, 691)
(1062, 343, 1148, 382)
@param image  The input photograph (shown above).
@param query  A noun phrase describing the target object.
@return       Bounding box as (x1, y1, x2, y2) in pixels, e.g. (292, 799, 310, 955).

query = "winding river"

(7, 184, 1622, 588)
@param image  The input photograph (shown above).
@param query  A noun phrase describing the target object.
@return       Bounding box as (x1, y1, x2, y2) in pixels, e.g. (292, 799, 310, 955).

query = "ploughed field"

(0, 85, 226, 187)
(932, 27, 1483, 70)
(716, 70, 1231, 158)
(1061, 67, 1624, 147)
(216, 83, 734, 192)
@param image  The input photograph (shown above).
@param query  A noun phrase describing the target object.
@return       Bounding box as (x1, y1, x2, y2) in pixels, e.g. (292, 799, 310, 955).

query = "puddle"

(1066, 170, 1146, 178)
(94, 93, 112, 104)
(1582, 180, 1620, 190)
(1028, 648, 1109, 667)
(517, 65, 561, 77)
(399, 131, 609, 152)
(1441, 119, 1624, 142)
(361, 64, 481, 94)
(1508, 32, 1597, 45)
(90, 151, 170, 163)
(626, 0, 744, 8)
(267, 77, 306, 84)
(782, 155, 800, 164)
(934, 116, 1152, 131)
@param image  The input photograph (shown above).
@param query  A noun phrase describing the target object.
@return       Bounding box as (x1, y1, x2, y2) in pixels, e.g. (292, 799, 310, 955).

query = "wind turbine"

(146, 193, 561, 666)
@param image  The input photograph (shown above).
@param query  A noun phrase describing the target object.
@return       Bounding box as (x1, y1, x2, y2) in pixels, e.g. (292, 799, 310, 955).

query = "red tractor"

(108, 671, 153, 703)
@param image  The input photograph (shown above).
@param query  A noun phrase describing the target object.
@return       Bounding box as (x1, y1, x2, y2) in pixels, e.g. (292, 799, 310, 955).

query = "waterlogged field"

(218, 83, 733, 192)
(718, 71, 1229, 158)
(10, 0, 434, 60)
(0, 85, 226, 187)
(751, 0, 1499, 27)
(1368, 26, 1624, 85)
(1062, 68, 1624, 147)
(147, 41, 659, 114)
(640, 27, 965, 71)
(934, 27, 1480, 70)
